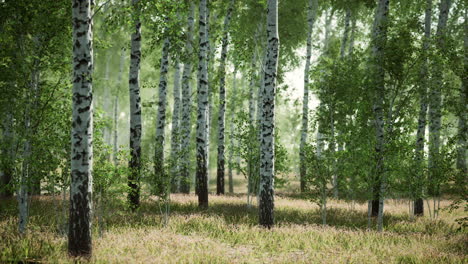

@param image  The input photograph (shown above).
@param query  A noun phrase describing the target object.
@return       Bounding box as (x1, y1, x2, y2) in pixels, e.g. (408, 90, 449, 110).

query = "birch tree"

(69, 0, 93, 256)
(216, 0, 235, 195)
(197, 0, 209, 207)
(299, 0, 318, 193)
(369, 0, 390, 232)
(413, 0, 432, 217)
(180, 2, 195, 194)
(456, 9, 467, 192)
(428, 0, 451, 201)
(259, 0, 279, 228)
(154, 37, 170, 194)
(228, 67, 238, 194)
(128, 0, 142, 210)
(170, 63, 182, 192)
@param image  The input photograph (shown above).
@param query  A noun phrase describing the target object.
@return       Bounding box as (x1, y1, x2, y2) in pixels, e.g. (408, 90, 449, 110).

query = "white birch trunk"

(299, 0, 318, 193)
(348, 15, 357, 55)
(113, 96, 118, 165)
(170, 63, 182, 192)
(428, 0, 451, 197)
(259, 0, 279, 228)
(155, 37, 170, 194)
(216, 0, 235, 195)
(180, 2, 195, 194)
(228, 68, 237, 194)
(69, 0, 93, 256)
(370, 0, 390, 232)
(456, 9, 467, 192)
(414, 0, 432, 216)
(206, 3, 213, 186)
(340, 8, 351, 59)
(128, 0, 142, 210)
(196, 0, 209, 207)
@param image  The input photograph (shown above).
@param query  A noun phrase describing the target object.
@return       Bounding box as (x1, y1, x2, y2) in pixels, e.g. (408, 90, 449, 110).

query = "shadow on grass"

(0, 195, 461, 237)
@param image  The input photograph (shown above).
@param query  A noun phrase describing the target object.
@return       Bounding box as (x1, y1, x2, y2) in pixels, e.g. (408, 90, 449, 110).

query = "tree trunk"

(228, 68, 237, 194)
(69, 0, 93, 257)
(170, 63, 182, 193)
(348, 14, 357, 55)
(300, 0, 318, 193)
(414, 0, 432, 217)
(428, 0, 451, 197)
(1, 111, 14, 198)
(206, 3, 213, 187)
(340, 8, 351, 59)
(370, 0, 390, 232)
(259, 0, 279, 228)
(216, 0, 235, 195)
(154, 37, 170, 196)
(113, 96, 118, 165)
(196, 0, 209, 207)
(180, 2, 195, 194)
(455, 9, 467, 193)
(128, 0, 142, 211)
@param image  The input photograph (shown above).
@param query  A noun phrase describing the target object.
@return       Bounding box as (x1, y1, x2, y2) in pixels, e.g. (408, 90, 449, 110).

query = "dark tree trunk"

(414, 198, 424, 216)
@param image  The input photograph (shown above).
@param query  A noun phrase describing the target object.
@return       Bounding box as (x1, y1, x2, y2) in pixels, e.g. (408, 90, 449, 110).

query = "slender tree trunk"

(1, 111, 14, 198)
(170, 63, 182, 193)
(216, 0, 235, 195)
(370, 0, 390, 232)
(348, 15, 357, 55)
(340, 8, 351, 59)
(428, 0, 451, 198)
(113, 96, 118, 164)
(259, 0, 279, 228)
(69, 0, 93, 256)
(228, 68, 237, 194)
(206, 3, 213, 187)
(180, 2, 195, 194)
(128, 0, 142, 211)
(154, 37, 170, 195)
(300, 0, 318, 193)
(18, 65, 38, 234)
(414, 0, 432, 217)
(196, 0, 209, 207)
(455, 10, 467, 193)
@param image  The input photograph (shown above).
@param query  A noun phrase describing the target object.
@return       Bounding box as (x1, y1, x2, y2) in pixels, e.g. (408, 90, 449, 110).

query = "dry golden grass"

(1, 175, 466, 263)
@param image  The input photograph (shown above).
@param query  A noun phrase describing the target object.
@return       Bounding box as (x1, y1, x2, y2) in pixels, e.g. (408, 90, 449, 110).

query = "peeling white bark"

(196, 0, 209, 207)
(259, 0, 279, 228)
(69, 0, 93, 256)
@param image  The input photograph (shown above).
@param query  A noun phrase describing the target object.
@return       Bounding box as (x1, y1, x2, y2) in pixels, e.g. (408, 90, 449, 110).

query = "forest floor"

(0, 176, 467, 263)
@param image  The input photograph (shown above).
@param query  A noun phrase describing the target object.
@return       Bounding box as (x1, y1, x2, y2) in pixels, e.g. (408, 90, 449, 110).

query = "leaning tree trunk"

(228, 67, 238, 194)
(455, 9, 467, 195)
(128, 0, 142, 211)
(414, 0, 432, 217)
(196, 0, 209, 207)
(370, 0, 390, 232)
(69, 0, 93, 257)
(299, 0, 318, 193)
(259, 0, 279, 228)
(155, 37, 170, 195)
(180, 2, 195, 194)
(216, 0, 235, 195)
(170, 62, 182, 193)
(428, 0, 451, 199)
